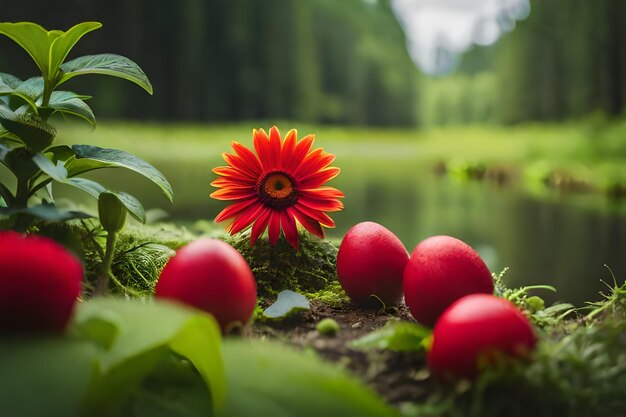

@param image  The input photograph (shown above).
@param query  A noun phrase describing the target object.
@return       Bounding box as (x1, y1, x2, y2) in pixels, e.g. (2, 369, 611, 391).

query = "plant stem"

(42, 79, 53, 109)
(12, 175, 33, 232)
(15, 175, 30, 207)
(95, 230, 118, 296)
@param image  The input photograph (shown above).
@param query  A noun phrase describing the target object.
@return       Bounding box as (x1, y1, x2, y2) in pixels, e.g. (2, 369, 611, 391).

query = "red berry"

(337, 222, 409, 306)
(428, 294, 536, 379)
(403, 235, 493, 326)
(0, 231, 83, 334)
(155, 239, 257, 332)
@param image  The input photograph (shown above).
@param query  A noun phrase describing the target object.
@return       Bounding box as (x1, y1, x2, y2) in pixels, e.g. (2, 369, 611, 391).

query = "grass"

(53, 119, 626, 193)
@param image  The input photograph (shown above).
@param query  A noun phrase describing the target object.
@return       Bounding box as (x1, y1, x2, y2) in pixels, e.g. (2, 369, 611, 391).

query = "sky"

(390, 0, 531, 75)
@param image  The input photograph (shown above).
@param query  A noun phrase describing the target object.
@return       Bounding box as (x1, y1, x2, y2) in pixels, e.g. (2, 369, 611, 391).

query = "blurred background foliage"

(425, 0, 626, 127)
(2, 0, 625, 127)
(1, 0, 625, 303)
(0, 0, 418, 126)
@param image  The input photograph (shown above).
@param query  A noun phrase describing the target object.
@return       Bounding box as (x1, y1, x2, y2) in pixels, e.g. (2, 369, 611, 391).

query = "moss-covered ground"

(38, 218, 626, 417)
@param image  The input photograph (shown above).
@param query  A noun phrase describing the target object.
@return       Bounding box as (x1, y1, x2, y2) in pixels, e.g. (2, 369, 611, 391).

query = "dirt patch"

(250, 300, 434, 406)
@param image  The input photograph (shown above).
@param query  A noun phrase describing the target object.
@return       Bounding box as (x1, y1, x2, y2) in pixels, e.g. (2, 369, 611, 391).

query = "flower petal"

(298, 167, 341, 189)
(212, 166, 251, 180)
(285, 134, 315, 173)
(280, 129, 297, 171)
(269, 126, 282, 171)
(293, 150, 335, 179)
(250, 208, 271, 246)
(281, 209, 299, 249)
(295, 203, 335, 228)
(210, 186, 256, 201)
(290, 206, 324, 239)
(300, 186, 345, 200)
(211, 176, 255, 188)
(298, 196, 344, 212)
(232, 141, 262, 176)
(222, 152, 258, 179)
(214, 198, 258, 223)
(268, 210, 281, 245)
(229, 203, 265, 234)
(254, 128, 273, 172)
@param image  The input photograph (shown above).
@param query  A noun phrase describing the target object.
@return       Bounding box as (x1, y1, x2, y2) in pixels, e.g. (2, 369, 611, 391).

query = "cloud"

(391, 0, 530, 74)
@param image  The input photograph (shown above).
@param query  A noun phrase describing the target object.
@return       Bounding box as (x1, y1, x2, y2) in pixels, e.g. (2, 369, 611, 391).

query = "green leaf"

(0, 299, 227, 417)
(0, 72, 22, 89)
(264, 290, 310, 318)
(32, 152, 106, 198)
(67, 177, 107, 198)
(0, 22, 101, 84)
(0, 105, 55, 151)
(0, 337, 100, 417)
(0, 77, 39, 114)
(16, 76, 44, 100)
(60, 53, 153, 94)
(0, 203, 93, 221)
(123, 352, 214, 417)
(49, 22, 102, 82)
(350, 320, 432, 352)
(113, 191, 146, 223)
(0, 22, 61, 79)
(74, 298, 226, 415)
(47, 91, 96, 126)
(220, 340, 396, 417)
(33, 151, 69, 181)
(70, 144, 173, 202)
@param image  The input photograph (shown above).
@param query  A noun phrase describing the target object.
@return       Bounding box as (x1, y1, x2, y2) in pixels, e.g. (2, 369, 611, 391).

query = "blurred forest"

(0, 0, 418, 126)
(423, 0, 626, 126)
(1, 0, 626, 126)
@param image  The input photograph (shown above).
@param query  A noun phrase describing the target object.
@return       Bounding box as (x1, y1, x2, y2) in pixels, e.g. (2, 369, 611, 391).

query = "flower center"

(258, 172, 298, 209)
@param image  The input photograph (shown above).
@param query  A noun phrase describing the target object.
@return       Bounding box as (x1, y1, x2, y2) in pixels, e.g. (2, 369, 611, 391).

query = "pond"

(13, 138, 626, 306)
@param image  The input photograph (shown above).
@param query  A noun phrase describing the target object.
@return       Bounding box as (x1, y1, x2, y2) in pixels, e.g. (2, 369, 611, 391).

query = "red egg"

(0, 231, 83, 334)
(403, 235, 493, 326)
(428, 293, 536, 379)
(337, 222, 409, 306)
(155, 238, 257, 332)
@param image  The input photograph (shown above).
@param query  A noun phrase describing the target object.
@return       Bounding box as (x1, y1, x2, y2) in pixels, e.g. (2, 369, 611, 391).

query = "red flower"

(211, 127, 344, 249)
(0, 231, 83, 333)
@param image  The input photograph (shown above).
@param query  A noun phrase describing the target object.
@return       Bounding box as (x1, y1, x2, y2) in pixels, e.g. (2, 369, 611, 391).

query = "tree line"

(0, 0, 418, 126)
(424, 0, 626, 126)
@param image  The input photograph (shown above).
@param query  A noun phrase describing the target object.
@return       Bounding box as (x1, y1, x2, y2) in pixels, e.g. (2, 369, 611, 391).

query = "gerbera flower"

(210, 126, 344, 249)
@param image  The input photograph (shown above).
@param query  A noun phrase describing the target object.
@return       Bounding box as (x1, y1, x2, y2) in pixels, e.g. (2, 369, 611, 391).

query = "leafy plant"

(219, 339, 396, 417)
(351, 320, 431, 352)
(0, 298, 225, 417)
(0, 21, 172, 233)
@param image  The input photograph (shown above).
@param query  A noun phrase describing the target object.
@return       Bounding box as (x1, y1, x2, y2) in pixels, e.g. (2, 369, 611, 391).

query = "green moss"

(306, 281, 350, 307)
(222, 230, 338, 299)
(316, 318, 340, 336)
(36, 220, 193, 297)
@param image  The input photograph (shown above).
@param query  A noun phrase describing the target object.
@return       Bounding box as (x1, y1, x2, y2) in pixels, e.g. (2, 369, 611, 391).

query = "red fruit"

(428, 294, 536, 379)
(403, 235, 493, 326)
(0, 231, 83, 334)
(155, 238, 257, 332)
(337, 222, 409, 306)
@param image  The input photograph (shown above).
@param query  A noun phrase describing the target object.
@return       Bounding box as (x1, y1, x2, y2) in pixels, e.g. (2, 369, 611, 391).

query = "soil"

(250, 300, 434, 407)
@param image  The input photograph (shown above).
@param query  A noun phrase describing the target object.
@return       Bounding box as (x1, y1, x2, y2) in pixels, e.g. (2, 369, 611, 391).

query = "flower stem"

(95, 231, 118, 296)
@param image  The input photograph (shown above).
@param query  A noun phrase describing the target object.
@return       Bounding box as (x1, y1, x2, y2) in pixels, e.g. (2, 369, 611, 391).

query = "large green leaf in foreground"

(0, 337, 98, 417)
(75, 299, 226, 416)
(0, 299, 225, 417)
(220, 340, 397, 417)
